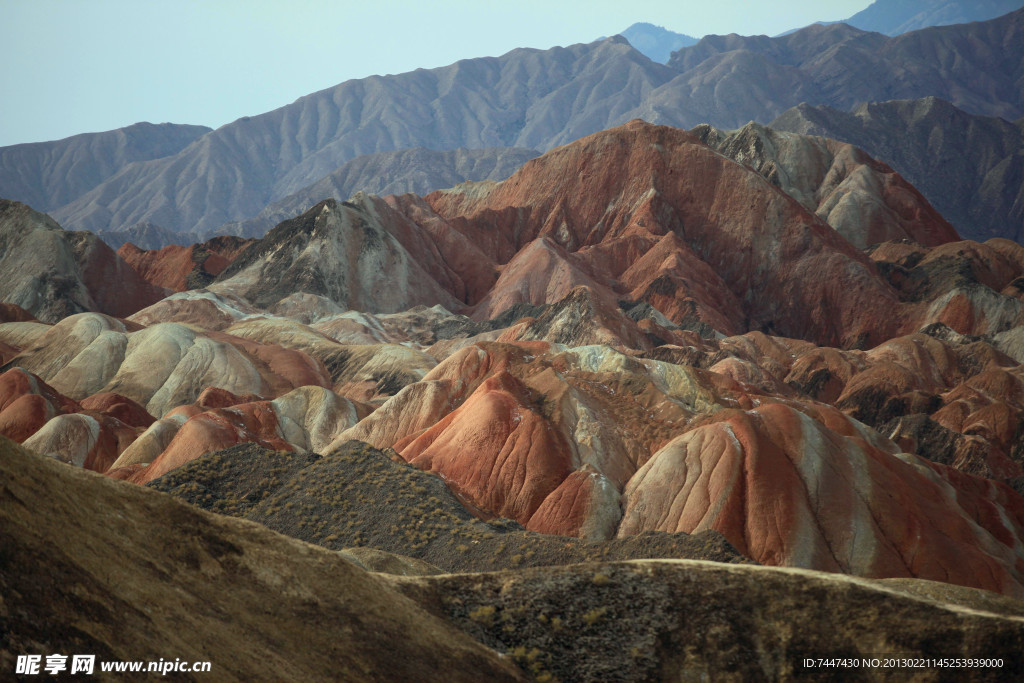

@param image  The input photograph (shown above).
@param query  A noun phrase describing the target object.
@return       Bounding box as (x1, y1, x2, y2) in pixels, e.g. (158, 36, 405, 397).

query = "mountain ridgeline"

(0, 122, 211, 212)
(211, 146, 540, 240)
(843, 0, 1024, 35)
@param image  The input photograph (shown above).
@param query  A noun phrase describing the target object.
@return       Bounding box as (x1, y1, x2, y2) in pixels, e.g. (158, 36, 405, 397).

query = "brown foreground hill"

(4, 437, 1024, 681)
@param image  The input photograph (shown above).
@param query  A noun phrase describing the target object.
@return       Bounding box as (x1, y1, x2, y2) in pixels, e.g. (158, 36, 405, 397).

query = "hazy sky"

(0, 0, 870, 147)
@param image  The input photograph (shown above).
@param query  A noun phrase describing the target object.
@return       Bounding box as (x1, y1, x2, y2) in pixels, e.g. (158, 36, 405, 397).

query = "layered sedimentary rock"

(184, 120, 968, 352)
(1, 312, 333, 419)
(110, 385, 361, 484)
(642, 322, 1024, 487)
(330, 338, 1024, 597)
(221, 316, 438, 402)
(4, 114, 1024, 610)
(0, 367, 82, 443)
(210, 197, 467, 313)
(122, 120, 1009, 356)
(426, 120, 912, 347)
(0, 310, 405, 472)
(125, 290, 263, 331)
(693, 121, 960, 248)
(772, 97, 1024, 242)
(0, 366, 151, 471)
(617, 402, 1024, 597)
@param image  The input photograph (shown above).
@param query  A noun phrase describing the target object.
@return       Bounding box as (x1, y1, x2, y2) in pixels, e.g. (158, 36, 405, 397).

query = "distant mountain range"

(616, 22, 698, 63)
(661, 13, 1023, 124)
(95, 146, 540, 248)
(0, 8, 1021, 244)
(0, 122, 210, 212)
(844, 0, 1024, 35)
(210, 146, 540, 240)
(780, 0, 1024, 36)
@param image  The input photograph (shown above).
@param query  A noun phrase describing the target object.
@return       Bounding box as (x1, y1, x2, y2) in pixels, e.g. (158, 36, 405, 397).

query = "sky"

(0, 0, 870, 148)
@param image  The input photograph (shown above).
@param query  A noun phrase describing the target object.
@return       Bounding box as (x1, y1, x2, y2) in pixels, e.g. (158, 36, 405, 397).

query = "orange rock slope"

(426, 120, 911, 347)
(329, 337, 1024, 596)
(118, 235, 254, 292)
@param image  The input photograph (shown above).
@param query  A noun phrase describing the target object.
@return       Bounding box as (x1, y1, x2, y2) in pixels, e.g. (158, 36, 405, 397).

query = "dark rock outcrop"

(149, 441, 751, 573)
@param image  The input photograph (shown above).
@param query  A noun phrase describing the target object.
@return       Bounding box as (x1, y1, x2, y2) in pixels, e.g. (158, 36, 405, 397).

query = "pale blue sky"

(0, 0, 870, 147)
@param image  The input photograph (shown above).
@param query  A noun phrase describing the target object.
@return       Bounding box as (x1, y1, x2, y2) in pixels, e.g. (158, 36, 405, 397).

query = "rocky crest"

(843, 0, 1024, 35)
(693, 120, 960, 248)
(118, 235, 254, 291)
(617, 22, 698, 63)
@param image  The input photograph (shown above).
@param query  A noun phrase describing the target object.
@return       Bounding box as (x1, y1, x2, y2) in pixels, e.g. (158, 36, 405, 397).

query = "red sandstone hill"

(209, 120, 962, 349)
(426, 122, 894, 349)
(118, 235, 254, 292)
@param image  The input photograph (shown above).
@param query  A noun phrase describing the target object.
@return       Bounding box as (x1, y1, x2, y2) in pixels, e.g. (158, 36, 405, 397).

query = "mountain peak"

(603, 34, 630, 46)
(616, 22, 698, 63)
